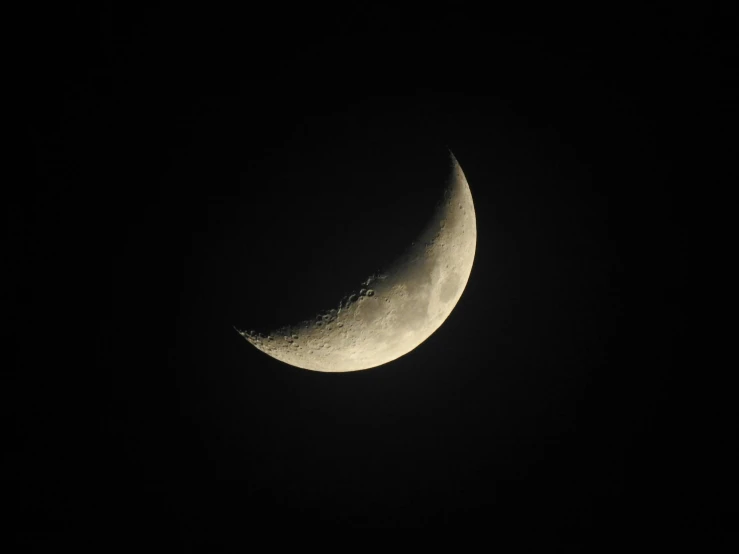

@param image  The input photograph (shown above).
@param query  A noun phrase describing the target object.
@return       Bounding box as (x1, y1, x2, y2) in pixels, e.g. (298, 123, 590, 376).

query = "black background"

(12, 3, 736, 544)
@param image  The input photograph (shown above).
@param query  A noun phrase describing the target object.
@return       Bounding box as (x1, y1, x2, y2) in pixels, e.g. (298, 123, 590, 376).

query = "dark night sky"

(12, 3, 735, 544)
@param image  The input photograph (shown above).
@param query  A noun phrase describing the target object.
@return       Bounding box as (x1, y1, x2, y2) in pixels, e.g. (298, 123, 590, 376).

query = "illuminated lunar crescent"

(238, 151, 476, 372)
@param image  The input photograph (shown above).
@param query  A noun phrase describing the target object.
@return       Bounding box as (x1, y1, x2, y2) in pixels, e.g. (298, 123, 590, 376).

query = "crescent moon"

(239, 150, 476, 372)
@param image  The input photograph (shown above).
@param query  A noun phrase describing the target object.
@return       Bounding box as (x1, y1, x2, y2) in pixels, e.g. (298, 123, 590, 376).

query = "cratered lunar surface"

(238, 151, 476, 372)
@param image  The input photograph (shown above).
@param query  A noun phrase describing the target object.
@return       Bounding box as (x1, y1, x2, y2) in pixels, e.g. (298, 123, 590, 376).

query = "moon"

(238, 150, 476, 372)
